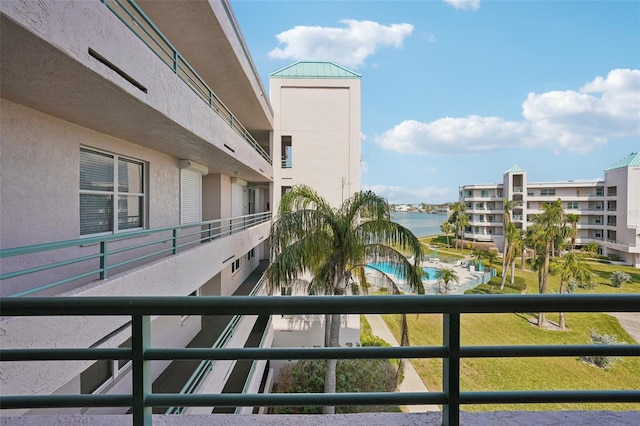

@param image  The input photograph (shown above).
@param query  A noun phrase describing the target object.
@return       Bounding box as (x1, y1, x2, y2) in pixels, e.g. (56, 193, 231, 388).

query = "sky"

(231, 0, 640, 204)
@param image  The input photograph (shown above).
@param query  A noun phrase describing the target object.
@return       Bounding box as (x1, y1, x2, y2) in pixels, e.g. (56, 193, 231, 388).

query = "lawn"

(379, 240, 640, 411)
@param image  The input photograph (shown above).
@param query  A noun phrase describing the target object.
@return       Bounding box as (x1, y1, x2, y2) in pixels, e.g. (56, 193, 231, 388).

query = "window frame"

(79, 147, 146, 236)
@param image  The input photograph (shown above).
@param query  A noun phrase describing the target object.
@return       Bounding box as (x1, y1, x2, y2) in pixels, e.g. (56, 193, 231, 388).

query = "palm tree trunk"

(510, 259, 516, 284)
(323, 312, 341, 414)
(324, 314, 331, 347)
(538, 243, 551, 328)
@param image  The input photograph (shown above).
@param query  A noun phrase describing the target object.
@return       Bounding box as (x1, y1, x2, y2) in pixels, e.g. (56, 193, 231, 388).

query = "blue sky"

(231, 0, 640, 204)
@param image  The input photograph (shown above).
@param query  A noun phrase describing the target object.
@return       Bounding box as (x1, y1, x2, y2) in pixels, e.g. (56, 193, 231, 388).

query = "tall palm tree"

(557, 252, 595, 329)
(566, 213, 580, 250)
(528, 199, 568, 327)
(435, 267, 460, 294)
(448, 202, 468, 249)
(266, 185, 424, 413)
(501, 199, 521, 281)
(500, 222, 519, 289)
(440, 221, 455, 248)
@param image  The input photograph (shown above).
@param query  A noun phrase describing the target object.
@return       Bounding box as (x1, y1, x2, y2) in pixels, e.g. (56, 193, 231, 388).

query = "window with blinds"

(79, 148, 145, 235)
(180, 168, 202, 224)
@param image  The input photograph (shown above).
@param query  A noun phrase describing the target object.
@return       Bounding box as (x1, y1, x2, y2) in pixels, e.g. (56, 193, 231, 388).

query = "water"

(390, 212, 448, 238)
(366, 262, 439, 281)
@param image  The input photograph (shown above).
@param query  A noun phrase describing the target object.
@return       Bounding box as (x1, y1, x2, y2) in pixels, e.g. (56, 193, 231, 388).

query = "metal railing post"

(132, 315, 152, 426)
(99, 241, 107, 280)
(443, 312, 461, 426)
(172, 229, 178, 255)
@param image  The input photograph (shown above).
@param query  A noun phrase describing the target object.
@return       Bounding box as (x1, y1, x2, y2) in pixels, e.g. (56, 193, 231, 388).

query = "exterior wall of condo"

(459, 156, 640, 268)
(1, 0, 273, 414)
(270, 62, 362, 211)
(268, 63, 363, 362)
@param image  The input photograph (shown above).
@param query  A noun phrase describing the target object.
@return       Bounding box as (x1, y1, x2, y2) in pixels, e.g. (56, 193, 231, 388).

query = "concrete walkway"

(364, 314, 440, 413)
(609, 312, 640, 343)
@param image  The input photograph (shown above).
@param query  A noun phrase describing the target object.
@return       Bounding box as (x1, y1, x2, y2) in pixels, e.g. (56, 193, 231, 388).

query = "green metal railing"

(1, 294, 639, 426)
(0, 212, 271, 297)
(166, 274, 269, 415)
(100, 0, 271, 164)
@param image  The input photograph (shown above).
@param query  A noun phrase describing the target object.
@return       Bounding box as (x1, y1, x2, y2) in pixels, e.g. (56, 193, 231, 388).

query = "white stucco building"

(459, 153, 640, 268)
(0, 0, 361, 417)
(270, 61, 362, 211)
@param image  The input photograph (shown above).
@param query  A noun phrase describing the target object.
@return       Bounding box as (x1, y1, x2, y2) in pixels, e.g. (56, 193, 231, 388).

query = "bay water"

(390, 212, 448, 238)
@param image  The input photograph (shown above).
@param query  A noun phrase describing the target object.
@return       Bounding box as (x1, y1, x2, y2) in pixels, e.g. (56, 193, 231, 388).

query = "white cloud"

(376, 116, 530, 155)
(268, 20, 414, 69)
(375, 69, 640, 155)
(363, 184, 451, 204)
(444, 0, 481, 11)
(522, 68, 640, 152)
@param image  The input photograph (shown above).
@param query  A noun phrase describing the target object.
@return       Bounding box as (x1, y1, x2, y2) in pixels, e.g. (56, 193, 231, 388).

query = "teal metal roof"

(270, 61, 361, 78)
(504, 164, 527, 173)
(606, 152, 640, 170)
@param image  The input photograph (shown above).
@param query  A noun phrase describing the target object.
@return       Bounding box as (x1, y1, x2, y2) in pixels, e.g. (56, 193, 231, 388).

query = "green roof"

(270, 61, 361, 78)
(606, 152, 640, 170)
(504, 164, 527, 173)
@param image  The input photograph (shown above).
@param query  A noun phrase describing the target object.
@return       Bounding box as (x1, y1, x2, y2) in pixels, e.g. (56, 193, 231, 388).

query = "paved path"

(364, 314, 440, 413)
(609, 312, 640, 343)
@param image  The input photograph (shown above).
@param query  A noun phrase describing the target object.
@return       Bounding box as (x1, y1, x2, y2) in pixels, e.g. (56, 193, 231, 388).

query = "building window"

(607, 186, 617, 196)
(475, 202, 484, 210)
(567, 201, 579, 209)
(527, 189, 534, 196)
(540, 188, 556, 196)
(281, 136, 292, 168)
(596, 187, 604, 196)
(480, 190, 489, 198)
(231, 258, 241, 274)
(465, 202, 472, 209)
(247, 248, 255, 260)
(281, 186, 292, 197)
(79, 148, 144, 235)
(465, 190, 473, 197)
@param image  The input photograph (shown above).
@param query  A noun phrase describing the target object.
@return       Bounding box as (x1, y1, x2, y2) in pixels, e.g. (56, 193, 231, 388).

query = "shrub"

(611, 271, 632, 288)
(567, 279, 596, 293)
(273, 358, 398, 414)
(582, 329, 620, 370)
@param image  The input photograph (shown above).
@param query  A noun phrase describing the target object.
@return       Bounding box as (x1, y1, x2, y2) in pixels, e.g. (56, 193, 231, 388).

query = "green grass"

(377, 246, 640, 412)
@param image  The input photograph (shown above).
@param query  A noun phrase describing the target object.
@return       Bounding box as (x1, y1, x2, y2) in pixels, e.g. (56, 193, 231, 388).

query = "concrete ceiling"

(0, 14, 272, 183)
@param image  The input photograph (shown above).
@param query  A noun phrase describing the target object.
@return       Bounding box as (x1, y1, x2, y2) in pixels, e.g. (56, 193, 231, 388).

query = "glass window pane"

(80, 149, 114, 191)
(80, 194, 113, 235)
(118, 158, 143, 193)
(118, 195, 143, 230)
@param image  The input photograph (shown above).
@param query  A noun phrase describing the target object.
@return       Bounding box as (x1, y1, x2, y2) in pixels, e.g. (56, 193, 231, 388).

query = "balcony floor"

(3, 411, 640, 426)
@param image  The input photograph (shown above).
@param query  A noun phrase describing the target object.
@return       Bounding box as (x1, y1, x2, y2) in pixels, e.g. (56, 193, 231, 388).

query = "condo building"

(0, 0, 359, 416)
(459, 153, 640, 268)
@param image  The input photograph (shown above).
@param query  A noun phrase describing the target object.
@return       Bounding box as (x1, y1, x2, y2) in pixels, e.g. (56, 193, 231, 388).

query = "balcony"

(1, 294, 639, 425)
(0, 212, 271, 297)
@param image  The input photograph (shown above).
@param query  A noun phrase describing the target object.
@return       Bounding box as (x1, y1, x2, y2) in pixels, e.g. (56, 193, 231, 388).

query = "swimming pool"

(367, 262, 439, 281)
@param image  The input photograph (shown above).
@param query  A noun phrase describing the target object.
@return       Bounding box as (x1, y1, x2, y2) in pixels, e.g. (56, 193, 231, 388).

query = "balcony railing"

(1, 295, 639, 426)
(0, 212, 271, 297)
(281, 158, 292, 169)
(100, 0, 271, 164)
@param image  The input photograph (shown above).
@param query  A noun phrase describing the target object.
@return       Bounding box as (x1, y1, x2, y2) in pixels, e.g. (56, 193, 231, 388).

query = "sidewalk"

(364, 314, 440, 413)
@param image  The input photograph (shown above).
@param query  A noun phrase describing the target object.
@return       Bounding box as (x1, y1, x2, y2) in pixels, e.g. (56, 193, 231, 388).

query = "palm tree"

(501, 222, 519, 289)
(566, 213, 580, 250)
(501, 199, 521, 282)
(440, 221, 455, 248)
(557, 252, 595, 329)
(528, 199, 568, 327)
(266, 185, 424, 413)
(448, 202, 468, 249)
(435, 267, 460, 294)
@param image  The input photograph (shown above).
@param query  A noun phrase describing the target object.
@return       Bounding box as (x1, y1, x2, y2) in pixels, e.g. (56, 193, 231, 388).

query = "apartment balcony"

(0, 0, 272, 183)
(2, 295, 639, 425)
(0, 212, 272, 298)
